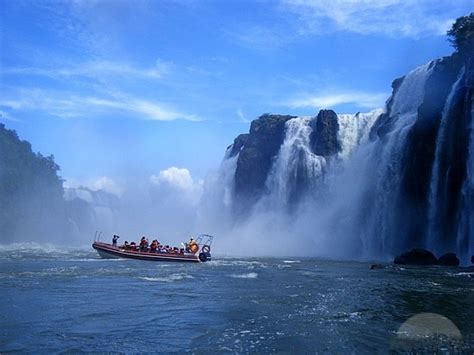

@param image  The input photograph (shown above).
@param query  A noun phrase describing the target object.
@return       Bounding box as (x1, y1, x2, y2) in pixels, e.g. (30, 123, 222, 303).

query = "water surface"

(1, 244, 473, 352)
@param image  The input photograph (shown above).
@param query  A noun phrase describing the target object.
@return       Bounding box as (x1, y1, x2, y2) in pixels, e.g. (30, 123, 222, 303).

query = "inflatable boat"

(92, 234, 213, 263)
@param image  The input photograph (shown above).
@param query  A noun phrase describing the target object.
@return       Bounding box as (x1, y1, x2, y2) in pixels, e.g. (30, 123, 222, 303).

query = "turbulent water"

(1, 244, 473, 352)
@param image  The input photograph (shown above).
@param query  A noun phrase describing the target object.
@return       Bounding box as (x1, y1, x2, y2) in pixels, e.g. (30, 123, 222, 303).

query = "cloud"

(150, 167, 204, 204)
(236, 108, 250, 123)
(150, 167, 195, 190)
(287, 91, 388, 110)
(2, 59, 171, 80)
(280, 0, 470, 38)
(0, 109, 19, 122)
(0, 88, 199, 121)
(64, 176, 123, 196)
(228, 25, 293, 49)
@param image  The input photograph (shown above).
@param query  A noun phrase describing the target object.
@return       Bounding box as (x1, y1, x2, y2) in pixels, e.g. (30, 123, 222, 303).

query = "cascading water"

(456, 87, 474, 263)
(319, 61, 436, 259)
(426, 67, 466, 254)
(207, 59, 474, 262)
(264, 117, 327, 207)
(197, 150, 239, 228)
(337, 109, 383, 160)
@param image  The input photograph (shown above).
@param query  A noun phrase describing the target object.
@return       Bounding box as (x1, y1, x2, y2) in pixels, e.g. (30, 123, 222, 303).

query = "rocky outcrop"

(233, 114, 295, 204)
(369, 76, 404, 140)
(230, 110, 344, 209)
(394, 248, 438, 265)
(394, 249, 461, 266)
(309, 110, 340, 157)
(227, 134, 249, 158)
(438, 252, 460, 266)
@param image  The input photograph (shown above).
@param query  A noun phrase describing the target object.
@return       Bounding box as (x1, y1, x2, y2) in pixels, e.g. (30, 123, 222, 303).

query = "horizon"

(1, 0, 472, 192)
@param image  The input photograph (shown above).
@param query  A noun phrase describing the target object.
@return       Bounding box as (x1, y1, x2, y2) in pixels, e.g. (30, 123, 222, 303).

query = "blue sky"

(1, 0, 472, 190)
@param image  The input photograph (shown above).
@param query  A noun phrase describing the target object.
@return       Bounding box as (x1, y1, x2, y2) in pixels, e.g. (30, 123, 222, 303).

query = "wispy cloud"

(287, 91, 388, 110)
(280, 0, 470, 38)
(2, 59, 171, 80)
(236, 108, 250, 123)
(0, 88, 199, 121)
(0, 109, 19, 122)
(228, 25, 293, 49)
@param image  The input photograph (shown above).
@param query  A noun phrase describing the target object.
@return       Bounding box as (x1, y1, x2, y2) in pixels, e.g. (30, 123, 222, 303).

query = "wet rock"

(394, 248, 438, 265)
(309, 109, 340, 157)
(370, 264, 384, 270)
(227, 133, 249, 158)
(438, 252, 460, 266)
(234, 114, 296, 203)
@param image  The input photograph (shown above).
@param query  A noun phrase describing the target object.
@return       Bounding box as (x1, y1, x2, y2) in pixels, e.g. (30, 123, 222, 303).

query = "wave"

(139, 273, 195, 282)
(230, 272, 258, 279)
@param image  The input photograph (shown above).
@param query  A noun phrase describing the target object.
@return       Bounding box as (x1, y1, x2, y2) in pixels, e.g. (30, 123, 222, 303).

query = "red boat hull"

(92, 241, 202, 263)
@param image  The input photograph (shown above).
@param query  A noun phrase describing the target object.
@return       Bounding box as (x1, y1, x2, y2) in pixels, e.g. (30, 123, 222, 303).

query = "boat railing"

(93, 231, 103, 242)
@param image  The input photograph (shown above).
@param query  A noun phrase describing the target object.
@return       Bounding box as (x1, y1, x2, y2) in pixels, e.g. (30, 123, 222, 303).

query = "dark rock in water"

(394, 248, 438, 265)
(370, 264, 384, 270)
(309, 110, 340, 157)
(472, 255, 474, 264)
(234, 114, 296, 204)
(227, 133, 249, 158)
(438, 252, 460, 266)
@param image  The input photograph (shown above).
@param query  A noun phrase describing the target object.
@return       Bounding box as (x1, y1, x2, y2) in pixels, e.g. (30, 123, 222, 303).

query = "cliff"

(0, 124, 69, 242)
(222, 15, 474, 260)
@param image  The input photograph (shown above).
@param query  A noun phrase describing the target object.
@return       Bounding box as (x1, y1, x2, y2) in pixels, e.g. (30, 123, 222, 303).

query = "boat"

(92, 233, 213, 263)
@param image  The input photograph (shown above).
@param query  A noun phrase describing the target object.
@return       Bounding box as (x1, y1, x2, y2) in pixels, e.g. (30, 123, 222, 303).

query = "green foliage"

(447, 13, 474, 55)
(0, 124, 67, 242)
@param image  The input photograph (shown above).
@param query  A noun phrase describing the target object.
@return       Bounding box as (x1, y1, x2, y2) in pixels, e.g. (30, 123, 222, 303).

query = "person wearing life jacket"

(186, 238, 198, 253)
(150, 240, 158, 253)
(139, 236, 148, 252)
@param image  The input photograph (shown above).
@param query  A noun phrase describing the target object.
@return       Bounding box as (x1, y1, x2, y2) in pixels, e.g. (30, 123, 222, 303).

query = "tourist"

(112, 235, 119, 247)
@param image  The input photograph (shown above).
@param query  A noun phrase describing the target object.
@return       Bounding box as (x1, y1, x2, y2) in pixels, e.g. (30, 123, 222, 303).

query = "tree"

(447, 13, 474, 56)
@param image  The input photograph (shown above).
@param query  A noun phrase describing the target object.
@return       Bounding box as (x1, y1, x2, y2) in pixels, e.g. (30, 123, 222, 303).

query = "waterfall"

(337, 109, 383, 160)
(207, 60, 474, 260)
(265, 117, 326, 206)
(197, 150, 239, 229)
(426, 67, 466, 254)
(456, 88, 474, 263)
(391, 62, 436, 117)
(325, 61, 435, 258)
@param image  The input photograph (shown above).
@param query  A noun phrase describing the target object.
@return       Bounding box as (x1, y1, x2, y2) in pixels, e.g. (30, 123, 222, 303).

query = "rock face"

(221, 31, 473, 261)
(229, 110, 344, 210)
(227, 134, 249, 158)
(233, 114, 295, 204)
(309, 110, 340, 156)
(438, 252, 460, 266)
(0, 124, 120, 243)
(394, 248, 438, 265)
